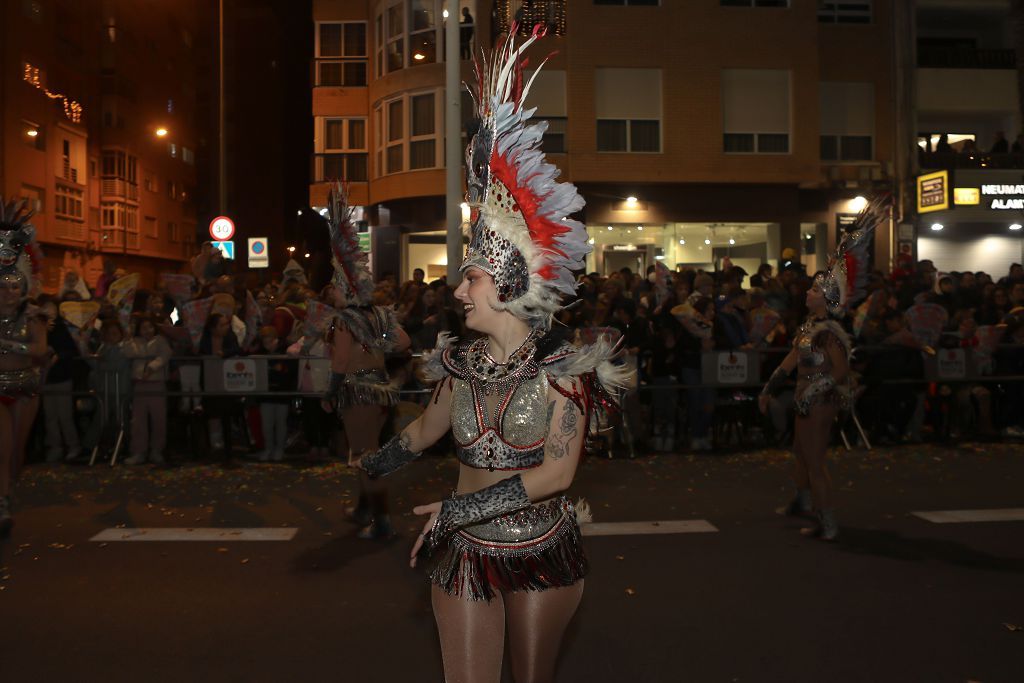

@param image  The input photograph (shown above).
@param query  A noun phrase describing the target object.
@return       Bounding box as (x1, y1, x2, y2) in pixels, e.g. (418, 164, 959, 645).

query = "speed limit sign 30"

(209, 216, 235, 241)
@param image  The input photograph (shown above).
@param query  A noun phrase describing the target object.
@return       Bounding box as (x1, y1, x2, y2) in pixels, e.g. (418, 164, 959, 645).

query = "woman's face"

(454, 267, 500, 333)
(806, 284, 826, 311)
(422, 289, 436, 308)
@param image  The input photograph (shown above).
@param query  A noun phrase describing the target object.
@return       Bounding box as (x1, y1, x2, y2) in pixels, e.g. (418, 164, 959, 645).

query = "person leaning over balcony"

(760, 197, 888, 541)
(123, 316, 172, 465)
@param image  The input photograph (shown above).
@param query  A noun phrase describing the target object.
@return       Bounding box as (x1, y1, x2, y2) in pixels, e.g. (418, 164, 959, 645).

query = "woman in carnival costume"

(320, 183, 410, 539)
(0, 199, 49, 536)
(358, 27, 629, 683)
(759, 197, 889, 541)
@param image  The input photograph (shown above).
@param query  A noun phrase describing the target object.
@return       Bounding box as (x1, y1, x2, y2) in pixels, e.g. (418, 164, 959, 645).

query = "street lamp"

(25, 129, 38, 138)
(287, 246, 296, 253)
(626, 196, 638, 206)
(155, 127, 168, 137)
(849, 195, 867, 212)
(930, 223, 944, 232)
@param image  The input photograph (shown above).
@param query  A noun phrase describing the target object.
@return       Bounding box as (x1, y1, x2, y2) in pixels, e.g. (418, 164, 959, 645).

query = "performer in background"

(759, 197, 888, 541)
(0, 199, 48, 537)
(358, 27, 629, 683)
(321, 183, 410, 539)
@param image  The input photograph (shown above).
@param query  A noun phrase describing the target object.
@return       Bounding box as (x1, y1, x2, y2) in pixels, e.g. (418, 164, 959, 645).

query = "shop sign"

(953, 188, 980, 205)
(917, 170, 949, 213)
(223, 359, 257, 392)
(716, 352, 748, 384)
(980, 184, 1024, 210)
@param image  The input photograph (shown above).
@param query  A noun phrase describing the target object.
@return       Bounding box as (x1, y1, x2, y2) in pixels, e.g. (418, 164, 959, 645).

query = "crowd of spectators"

(27, 242, 1024, 465)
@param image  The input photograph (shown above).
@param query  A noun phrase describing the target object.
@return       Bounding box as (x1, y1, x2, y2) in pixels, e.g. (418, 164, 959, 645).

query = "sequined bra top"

(440, 333, 578, 472)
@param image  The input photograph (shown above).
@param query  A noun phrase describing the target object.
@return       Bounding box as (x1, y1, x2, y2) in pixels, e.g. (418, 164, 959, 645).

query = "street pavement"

(1, 443, 1022, 682)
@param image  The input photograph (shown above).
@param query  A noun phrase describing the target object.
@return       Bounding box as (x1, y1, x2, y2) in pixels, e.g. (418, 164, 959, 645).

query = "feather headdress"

(815, 195, 890, 317)
(461, 24, 590, 328)
(326, 182, 373, 307)
(0, 197, 42, 291)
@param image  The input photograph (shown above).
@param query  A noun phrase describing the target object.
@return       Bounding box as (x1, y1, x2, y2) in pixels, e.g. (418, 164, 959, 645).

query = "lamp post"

(444, 6, 462, 285)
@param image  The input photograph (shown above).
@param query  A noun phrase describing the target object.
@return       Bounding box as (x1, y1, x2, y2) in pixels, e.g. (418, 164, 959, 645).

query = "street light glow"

(304, 253, 311, 258)
(626, 196, 638, 205)
(297, 209, 303, 216)
(413, 53, 425, 61)
(930, 223, 944, 231)
(849, 195, 868, 212)
(25, 129, 38, 138)
(155, 127, 168, 137)
(704, 238, 711, 245)
(287, 246, 296, 252)
(679, 239, 685, 245)
(443, 8, 449, 18)
(729, 238, 736, 245)
(1011, 224, 1023, 231)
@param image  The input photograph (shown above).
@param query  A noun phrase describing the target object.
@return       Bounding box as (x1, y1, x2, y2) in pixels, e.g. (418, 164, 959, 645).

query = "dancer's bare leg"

(11, 396, 39, 478)
(343, 404, 390, 529)
(505, 581, 584, 683)
(432, 584, 506, 683)
(802, 405, 837, 511)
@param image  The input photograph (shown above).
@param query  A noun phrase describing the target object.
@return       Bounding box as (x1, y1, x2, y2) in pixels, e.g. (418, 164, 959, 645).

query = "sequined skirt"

(333, 368, 397, 411)
(0, 367, 41, 399)
(430, 496, 588, 602)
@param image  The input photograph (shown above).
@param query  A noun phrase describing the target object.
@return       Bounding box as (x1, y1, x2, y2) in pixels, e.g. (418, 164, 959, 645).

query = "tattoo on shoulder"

(546, 399, 556, 425)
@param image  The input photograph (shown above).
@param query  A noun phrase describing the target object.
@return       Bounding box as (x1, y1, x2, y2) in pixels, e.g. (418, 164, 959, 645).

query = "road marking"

(582, 520, 718, 536)
(912, 509, 1024, 524)
(90, 528, 299, 542)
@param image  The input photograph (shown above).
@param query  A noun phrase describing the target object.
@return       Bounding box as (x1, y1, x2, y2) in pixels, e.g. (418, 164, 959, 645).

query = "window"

(182, 147, 195, 165)
(168, 221, 180, 243)
(409, 0, 436, 65)
(720, 0, 787, 6)
(169, 143, 177, 159)
(20, 185, 44, 213)
(101, 150, 137, 181)
(54, 184, 84, 220)
(374, 90, 442, 176)
(144, 172, 156, 192)
(524, 69, 567, 153)
(167, 180, 177, 200)
(144, 215, 158, 238)
(819, 82, 874, 162)
(722, 68, 791, 154)
(315, 117, 368, 182)
(818, 1, 871, 24)
(409, 93, 435, 168)
(315, 22, 368, 86)
(595, 68, 662, 153)
(376, 0, 452, 75)
(386, 4, 405, 73)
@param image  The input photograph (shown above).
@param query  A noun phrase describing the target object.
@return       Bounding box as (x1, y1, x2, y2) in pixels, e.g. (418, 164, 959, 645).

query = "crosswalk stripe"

(581, 520, 718, 536)
(90, 528, 299, 542)
(911, 509, 1024, 524)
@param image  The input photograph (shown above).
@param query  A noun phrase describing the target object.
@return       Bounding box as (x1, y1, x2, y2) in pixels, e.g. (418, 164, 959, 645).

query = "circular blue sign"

(252, 241, 265, 255)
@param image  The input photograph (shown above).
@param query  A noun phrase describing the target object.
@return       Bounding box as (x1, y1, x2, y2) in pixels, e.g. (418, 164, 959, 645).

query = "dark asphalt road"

(1, 443, 1022, 683)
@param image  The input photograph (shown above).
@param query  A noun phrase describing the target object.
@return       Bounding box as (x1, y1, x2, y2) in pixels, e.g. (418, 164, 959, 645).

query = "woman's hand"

(758, 394, 770, 415)
(409, 501, 442, 568)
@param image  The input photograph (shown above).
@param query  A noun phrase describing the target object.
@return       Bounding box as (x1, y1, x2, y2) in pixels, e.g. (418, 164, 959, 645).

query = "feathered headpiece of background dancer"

(0, 197, 43, 291)
(461, 24, 590, 329)
(815, 194, 890, 317)
(326, 182, 374, 307)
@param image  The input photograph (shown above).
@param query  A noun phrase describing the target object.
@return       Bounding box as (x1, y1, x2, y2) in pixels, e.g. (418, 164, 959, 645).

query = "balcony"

(100, 177, 139, 201)
(918, 46, 1015, 70)
(919, 151, 1024, 171)
(312, 153, 368, 183)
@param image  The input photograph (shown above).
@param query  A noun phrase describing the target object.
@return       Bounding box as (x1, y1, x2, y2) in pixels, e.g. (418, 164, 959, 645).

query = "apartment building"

(913, 0, 1024, 276)
(1, 0, 200, 291)
(310, 0, 897, 281)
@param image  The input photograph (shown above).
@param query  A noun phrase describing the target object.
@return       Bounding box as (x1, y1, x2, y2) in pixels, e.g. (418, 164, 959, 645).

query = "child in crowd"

(254, 326, 296, 462)
(124, 317, 172, 465)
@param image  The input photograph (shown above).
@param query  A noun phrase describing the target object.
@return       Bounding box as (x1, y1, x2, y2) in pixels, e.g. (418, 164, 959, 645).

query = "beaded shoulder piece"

(796, 319, 852, 358)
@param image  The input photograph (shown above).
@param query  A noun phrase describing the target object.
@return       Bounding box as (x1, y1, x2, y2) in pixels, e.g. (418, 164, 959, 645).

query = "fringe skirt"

(332, 368, 398, 412)
(430, 496, 588, 602)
